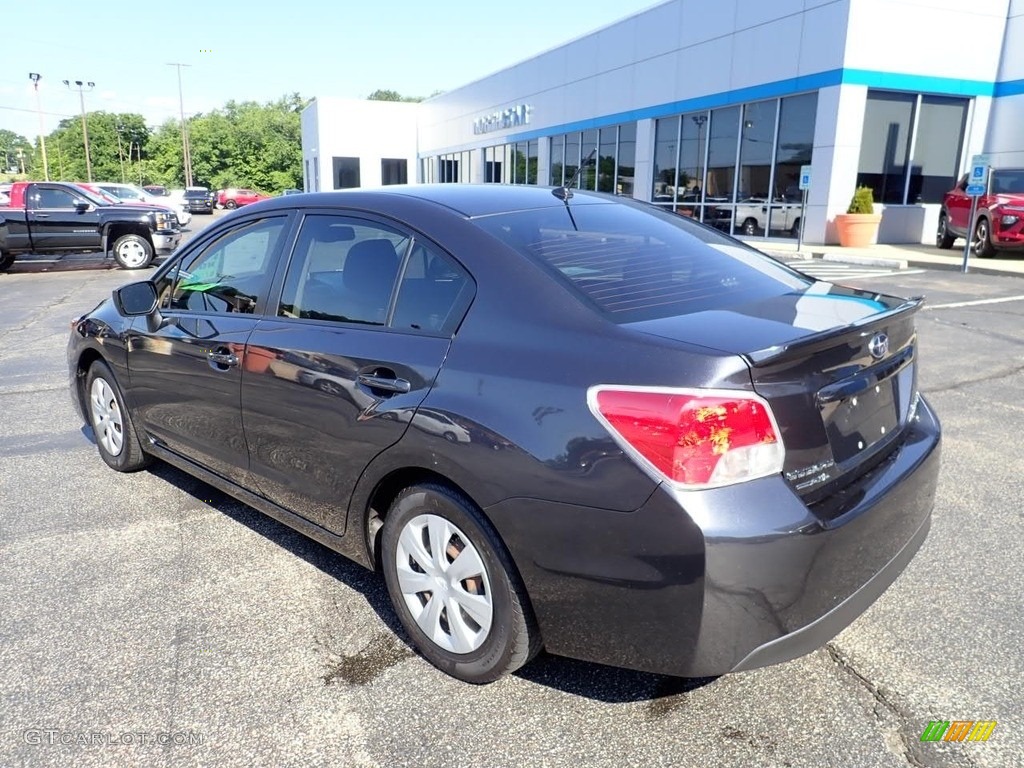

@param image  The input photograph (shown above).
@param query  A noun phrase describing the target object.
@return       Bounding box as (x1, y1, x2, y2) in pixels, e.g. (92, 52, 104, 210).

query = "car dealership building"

(301, 0, 1024, 245)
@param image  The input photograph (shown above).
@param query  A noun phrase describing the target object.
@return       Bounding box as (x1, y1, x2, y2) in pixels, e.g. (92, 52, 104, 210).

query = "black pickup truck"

(0, 181, 182, 271)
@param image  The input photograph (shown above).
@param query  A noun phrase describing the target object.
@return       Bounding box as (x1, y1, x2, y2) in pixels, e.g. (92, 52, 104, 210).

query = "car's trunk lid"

(625, 283, 922, 500)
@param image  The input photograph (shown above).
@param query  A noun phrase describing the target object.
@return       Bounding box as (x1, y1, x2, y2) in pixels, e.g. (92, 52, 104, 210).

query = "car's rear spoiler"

(743, 296, 925, 366)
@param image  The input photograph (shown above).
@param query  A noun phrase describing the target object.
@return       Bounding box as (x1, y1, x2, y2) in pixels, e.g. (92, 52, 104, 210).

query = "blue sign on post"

(799, 165, 812, 191)
(968, 154, 989, 197)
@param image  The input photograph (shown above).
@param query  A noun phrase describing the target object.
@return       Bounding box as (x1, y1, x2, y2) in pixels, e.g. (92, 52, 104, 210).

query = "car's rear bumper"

(485, 396, 941, 677)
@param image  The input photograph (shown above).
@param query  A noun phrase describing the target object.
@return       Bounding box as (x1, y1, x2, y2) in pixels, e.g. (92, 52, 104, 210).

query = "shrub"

(847, 186, 875, 215)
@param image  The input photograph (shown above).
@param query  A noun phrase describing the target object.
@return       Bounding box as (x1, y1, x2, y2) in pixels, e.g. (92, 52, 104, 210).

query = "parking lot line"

(925, 294, 1024, 310)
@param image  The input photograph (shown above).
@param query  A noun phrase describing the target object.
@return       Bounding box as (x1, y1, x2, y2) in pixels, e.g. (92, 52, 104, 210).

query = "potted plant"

(835, 186, 882, 247)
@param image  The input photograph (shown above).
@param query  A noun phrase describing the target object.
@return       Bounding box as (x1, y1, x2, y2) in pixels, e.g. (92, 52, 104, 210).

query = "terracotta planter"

(835, 213, 882, 247)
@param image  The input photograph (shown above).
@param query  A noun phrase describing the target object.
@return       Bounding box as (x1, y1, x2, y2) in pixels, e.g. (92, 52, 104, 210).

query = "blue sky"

(1, 0, 661, 141)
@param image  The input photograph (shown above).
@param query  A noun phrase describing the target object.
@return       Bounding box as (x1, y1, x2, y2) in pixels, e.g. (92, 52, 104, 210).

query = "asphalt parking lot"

(1, 235, 1022, 767)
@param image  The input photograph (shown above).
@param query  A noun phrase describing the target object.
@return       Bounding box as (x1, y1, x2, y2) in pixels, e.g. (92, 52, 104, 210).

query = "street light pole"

(28, 73, 50, 181)
(63, 79, 95, 182)
(167, 63, 193, 187)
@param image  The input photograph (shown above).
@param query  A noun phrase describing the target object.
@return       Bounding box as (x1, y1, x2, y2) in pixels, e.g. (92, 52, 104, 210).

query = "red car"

(937, 168, 1024, 257)
(217, 188, 270, 209)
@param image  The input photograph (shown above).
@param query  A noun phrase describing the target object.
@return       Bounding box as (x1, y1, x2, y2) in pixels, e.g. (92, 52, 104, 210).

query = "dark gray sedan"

(68, 185, 941, 684)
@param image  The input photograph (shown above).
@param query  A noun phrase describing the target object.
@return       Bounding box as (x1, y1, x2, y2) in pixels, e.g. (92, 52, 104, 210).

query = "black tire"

(936, 212, 955, 249)
(443, 431, 458, 442)
(225, 200, 238, 210)
(741, 218, 758, 236)
(381, 483, 541, 684)
(85, 360, 150, 472)
(112, 233, 155, 269)
(973, 218, 997, 258)
(0, 252, 14, 271)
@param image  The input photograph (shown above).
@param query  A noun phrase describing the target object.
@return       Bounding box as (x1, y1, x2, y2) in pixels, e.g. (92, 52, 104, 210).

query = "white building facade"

(302, 0, 1024, 245)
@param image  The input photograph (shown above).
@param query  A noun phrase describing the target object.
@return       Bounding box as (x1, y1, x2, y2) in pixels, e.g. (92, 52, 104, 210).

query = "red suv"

(937, 168, 1024, 257)
(217, 188, 270, 209)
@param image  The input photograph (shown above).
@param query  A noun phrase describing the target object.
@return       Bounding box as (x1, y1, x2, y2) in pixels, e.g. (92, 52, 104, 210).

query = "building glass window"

(527, 140, 538, 184)
(616, 123, 636, 197)
(550, 135, 564, 186)
(768, 92, 817, 238)
(564, 132, 581, 187)
(704, 106, 740, 233)
(857, 91, 969, 205)
(735, 100, 778, 237)
(332, 157, 360, 189)
(857, 92, 915, 204)
(909, 95, 969, 204)
(598, 127, 617, 193)
(435, 151, 469, 183)
(676, 112, 708, 219)
(381, 158, 408, 185)
(580, 129, 598, 190)
(652, 116, 680, 205)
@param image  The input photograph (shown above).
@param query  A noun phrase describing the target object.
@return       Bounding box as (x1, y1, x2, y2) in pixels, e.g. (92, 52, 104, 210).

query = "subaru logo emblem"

(868, 333, 889, 360)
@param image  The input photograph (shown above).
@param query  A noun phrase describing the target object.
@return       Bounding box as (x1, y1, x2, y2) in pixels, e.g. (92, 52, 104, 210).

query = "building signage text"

(472, 104, 531, 135)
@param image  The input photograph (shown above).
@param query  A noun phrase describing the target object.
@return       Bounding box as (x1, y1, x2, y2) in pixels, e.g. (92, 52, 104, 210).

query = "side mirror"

(75, 201, 91, 213)
(113, 281, 159, 316)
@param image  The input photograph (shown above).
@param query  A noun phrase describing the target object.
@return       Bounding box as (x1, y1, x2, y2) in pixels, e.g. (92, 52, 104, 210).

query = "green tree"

(0, 129, 35, 177)
(367, 88, 430, 103)
(43, 113, 149, 182)
(145, 93, 306, 192)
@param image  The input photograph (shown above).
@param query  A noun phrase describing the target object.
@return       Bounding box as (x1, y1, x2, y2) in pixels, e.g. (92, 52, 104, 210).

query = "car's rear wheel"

(112, 234, 154, 269)
(85, 361, 150, 472)
(790, 218, 802, 238)
(0, 252, 14, 271)
(936, 212, 955, 249)
(225, 200, 237, 209)
(742, 218, 758, 236)
(380, 483, 541, 683)
(973, 218, 996, 258)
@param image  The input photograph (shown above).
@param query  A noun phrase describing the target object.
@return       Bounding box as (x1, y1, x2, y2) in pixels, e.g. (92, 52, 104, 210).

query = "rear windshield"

(471, 201, 809, 323)
(991, 170, 1024, 195)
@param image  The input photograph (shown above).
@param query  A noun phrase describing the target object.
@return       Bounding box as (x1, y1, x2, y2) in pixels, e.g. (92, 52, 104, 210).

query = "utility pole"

(116, 124, 126, 183)
(63, 79, 95, 182)
(28, 73, 50, 181)
(167, 63, 193, 187)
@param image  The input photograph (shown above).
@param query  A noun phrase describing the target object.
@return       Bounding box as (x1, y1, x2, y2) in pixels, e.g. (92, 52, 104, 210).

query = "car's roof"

(254, 184, 616, 218)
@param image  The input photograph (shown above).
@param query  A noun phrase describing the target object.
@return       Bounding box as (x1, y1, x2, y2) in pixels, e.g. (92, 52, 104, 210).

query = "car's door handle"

(34, 213, 49, 218)
(207, 350, 239, 368)
(357, 373, 411, 394)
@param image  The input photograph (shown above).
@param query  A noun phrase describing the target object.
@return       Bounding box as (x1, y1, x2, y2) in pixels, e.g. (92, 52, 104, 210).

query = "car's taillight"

(588, 386, 785, 489)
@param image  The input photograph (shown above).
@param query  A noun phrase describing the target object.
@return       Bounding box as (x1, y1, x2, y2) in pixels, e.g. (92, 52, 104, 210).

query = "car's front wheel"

(85, 361, 150, 472)
(380, 483, 541, 683)
(0, 252, 14, 271)
(973, 218, 997, 258)
(112, 234, 155, 269)
(225, 200, 237, 209)
(741, 218, 758, 236)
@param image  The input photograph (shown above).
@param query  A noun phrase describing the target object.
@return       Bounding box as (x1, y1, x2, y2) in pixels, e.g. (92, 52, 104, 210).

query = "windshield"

(104, 185, 146, 201)
(471, 200, 810, 323)
(74, 186, 116, 206)
(991, 170, 1024, 195)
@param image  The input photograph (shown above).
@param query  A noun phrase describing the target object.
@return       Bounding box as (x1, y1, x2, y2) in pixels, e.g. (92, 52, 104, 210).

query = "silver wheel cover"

(395, 513, 494, 654)
(89, 378, 125, 456)
(116, 239, 148, 267)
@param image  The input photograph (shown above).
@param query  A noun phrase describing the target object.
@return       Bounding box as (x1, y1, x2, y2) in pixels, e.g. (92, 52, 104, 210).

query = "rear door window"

(471, 201, 809, 323)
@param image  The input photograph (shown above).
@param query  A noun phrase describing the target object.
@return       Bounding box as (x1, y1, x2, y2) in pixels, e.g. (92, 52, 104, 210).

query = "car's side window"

(156, 217, 287, 315)
(32, 188, 81, 209)
(391, 242, 473, 336)
(278, 214, 409, 326)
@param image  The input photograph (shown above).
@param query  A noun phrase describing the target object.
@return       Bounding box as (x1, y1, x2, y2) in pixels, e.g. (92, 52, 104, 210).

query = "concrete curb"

(818, 253, 908, 270)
